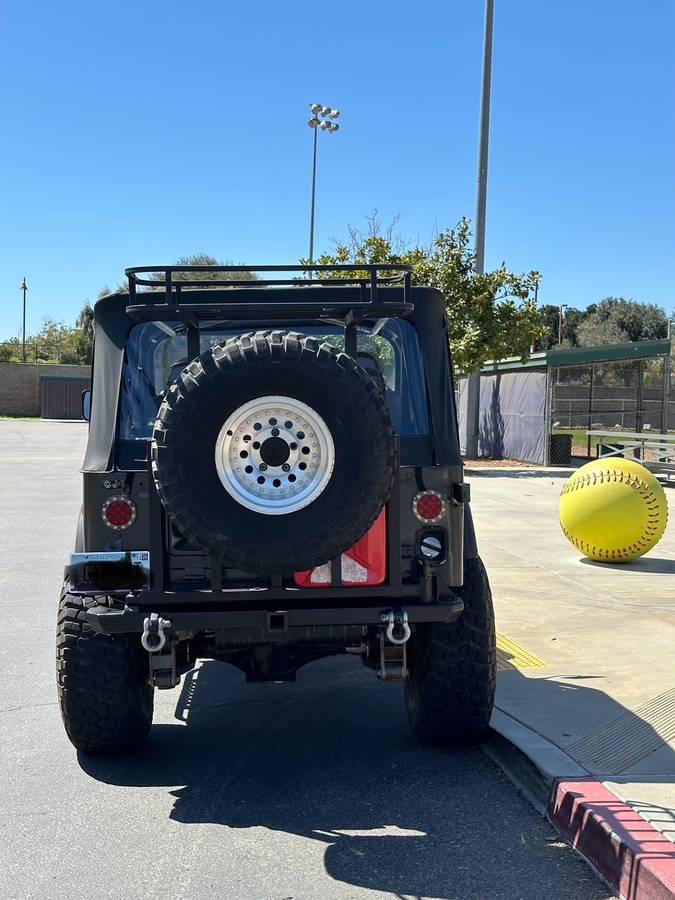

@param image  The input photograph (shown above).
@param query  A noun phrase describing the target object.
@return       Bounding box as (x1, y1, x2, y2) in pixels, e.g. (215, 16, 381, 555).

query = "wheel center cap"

(259, 436, 290, 467)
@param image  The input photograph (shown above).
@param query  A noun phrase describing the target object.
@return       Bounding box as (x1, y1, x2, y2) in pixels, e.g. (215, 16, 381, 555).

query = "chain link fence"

(550, 355, 670, 459)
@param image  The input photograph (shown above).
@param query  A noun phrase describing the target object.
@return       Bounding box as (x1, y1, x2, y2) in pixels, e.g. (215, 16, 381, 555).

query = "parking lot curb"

(486, 710, 675, 900)
(550, 778, 675, 900)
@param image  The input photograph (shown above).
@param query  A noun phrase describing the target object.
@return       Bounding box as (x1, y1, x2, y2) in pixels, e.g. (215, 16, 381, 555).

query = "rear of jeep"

(57, 265, 495, 754)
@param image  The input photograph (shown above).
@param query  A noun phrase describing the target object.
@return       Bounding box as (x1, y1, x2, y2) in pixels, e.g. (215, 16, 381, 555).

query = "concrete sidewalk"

(468, 465, 675, 896)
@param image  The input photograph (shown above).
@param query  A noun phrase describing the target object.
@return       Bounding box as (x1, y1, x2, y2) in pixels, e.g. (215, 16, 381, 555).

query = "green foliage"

(94, 254, 261, 298)
(149, 253, 259, 286)
(0, 339, 21, 362)
(535, 304, 585, 349)
(575, 315, 628, 347)
(576, 297, 668, 346)
(0, 253, 259, 365)
(0, 308, 93, 365)
(537, 297, 669, 349)
(304, 214, 544, 372)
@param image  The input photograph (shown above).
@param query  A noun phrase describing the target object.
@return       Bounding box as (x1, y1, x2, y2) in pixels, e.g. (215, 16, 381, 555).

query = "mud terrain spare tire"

(152, 330, 396, 573)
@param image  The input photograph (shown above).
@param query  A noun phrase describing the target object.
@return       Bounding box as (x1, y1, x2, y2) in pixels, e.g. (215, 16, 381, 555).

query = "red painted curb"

(549, 779, 675, 900)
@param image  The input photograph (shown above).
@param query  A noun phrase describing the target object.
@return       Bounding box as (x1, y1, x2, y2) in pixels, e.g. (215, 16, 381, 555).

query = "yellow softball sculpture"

(560, 458, 668, 562)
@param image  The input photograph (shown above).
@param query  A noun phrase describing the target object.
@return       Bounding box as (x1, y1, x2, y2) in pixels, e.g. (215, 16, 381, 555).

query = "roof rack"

(124, 264, 414, 324)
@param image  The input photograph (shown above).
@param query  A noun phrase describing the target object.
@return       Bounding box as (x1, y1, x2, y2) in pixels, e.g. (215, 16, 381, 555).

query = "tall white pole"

(21, 277, 28, 364)
(308, 126, 318, 269)
(465, 0, 494, 458)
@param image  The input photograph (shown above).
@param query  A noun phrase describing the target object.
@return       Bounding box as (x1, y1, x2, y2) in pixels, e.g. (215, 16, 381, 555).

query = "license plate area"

(67, 551, 150, 594)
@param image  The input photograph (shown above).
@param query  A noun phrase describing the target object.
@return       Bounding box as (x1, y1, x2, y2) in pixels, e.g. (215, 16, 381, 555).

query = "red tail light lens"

(412, 491, 445, 523)
(102, 496, 136, 530)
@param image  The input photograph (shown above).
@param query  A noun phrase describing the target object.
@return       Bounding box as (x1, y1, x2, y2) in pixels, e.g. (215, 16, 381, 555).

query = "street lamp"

(20, 277, 28, 363)
(307, 103, 340, 271)
(558, 304, 569, 344)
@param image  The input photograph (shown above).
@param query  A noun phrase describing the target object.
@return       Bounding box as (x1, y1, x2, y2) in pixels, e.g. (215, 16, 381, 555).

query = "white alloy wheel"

(214, 396, 335, 515)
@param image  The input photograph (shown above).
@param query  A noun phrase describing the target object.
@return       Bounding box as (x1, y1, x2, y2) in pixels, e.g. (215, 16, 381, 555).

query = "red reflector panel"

(413, 491, 445, 523)
(102, 496, 136, 530)
(294, 509, 386, 588)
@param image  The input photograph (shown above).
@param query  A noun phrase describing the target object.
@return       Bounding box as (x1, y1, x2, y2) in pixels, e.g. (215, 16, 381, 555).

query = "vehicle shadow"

(495, 667, 675, 769)
(78, 657, 605, 900)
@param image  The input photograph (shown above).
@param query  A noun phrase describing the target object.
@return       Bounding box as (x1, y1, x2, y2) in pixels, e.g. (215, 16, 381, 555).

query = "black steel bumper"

(86, 598, 464, 635)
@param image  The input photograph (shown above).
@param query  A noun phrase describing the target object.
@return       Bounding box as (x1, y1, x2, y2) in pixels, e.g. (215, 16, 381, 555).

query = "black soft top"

(83, 273, 461, 472)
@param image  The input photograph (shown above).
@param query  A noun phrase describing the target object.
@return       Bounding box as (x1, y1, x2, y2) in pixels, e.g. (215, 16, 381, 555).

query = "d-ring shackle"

(381, 610, 411, 645)
(141, 613, 170, 653)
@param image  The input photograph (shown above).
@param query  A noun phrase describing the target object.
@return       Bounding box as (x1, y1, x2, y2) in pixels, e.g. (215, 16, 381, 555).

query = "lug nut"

(271, 428, 280, 437)
(282, 463, 290, 472)
(260, 463, 268, 471)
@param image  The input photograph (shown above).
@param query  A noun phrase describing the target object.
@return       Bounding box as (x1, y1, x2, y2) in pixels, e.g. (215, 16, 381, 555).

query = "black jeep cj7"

(57, 265, 495, 754)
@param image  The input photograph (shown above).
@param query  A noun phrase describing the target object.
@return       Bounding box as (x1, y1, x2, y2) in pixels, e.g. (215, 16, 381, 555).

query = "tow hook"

(376, 609, 410, 681)
(141, 614, 178, 689)
(141, 613, 171, 652)
(381, 609, 411, 645)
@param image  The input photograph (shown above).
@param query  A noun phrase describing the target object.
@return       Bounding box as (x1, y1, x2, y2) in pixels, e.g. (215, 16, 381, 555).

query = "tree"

(31, 318, 78, 364)
(575, 315, 628, 347)
(92, 254, 260, 298)
(305, 214, 544, 372)
(148, 253, 259, 286)
(0, 302, 94, 364)
(0, 254, 259, 365)
(535, 304, 587, 349)
(0, 338, 21, 362)
(71, 301, 95, 364)
(575, 297, 668, 347)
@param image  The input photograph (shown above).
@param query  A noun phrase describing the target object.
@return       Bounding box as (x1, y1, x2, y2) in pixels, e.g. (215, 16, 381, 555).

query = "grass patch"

(551, 427, 598, 455)
(0, 415, 41, 421)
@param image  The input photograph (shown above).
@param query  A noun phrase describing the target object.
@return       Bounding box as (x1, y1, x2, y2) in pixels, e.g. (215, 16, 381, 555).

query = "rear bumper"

(86, 599, 464, 635)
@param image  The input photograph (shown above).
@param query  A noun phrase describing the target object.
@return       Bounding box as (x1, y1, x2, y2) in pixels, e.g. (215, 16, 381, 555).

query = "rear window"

(120, 319, 430, 440)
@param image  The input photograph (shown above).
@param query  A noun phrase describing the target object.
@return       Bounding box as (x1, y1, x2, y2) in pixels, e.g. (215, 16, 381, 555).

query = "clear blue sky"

(1, 0, 673, 339)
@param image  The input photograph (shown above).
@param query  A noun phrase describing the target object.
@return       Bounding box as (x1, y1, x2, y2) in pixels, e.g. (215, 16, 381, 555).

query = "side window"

(357, 334, 395, 388)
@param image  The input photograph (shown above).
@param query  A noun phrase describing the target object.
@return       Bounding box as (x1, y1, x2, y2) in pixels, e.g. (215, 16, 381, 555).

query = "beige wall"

(0, 363, 91, 417)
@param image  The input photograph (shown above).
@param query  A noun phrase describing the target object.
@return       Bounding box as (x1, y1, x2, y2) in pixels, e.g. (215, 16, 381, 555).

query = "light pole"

(530, 280, 539, 352)
(20, 277, 28, 363)
(307, 104, 340, 271)
(558, 304, 568, 344)
(465, 0, 495, 459)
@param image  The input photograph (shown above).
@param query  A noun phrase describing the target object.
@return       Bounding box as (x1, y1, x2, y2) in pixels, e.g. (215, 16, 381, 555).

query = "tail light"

(412, 490, 446, 523)
(101, 496, 136, 530)
(294, 510, 387, 587)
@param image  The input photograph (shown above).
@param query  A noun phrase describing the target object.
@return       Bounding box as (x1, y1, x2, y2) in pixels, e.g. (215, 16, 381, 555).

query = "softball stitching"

(560, 468, 667, 561)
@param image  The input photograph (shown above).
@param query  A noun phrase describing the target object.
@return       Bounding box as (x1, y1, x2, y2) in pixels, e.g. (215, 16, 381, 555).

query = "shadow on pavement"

(464, 468, 574, 479)
(465, 465, 675, 488)
(79, 657, 605, 900)
(578, 556, 675, 575)
(495, 662, 675, 781)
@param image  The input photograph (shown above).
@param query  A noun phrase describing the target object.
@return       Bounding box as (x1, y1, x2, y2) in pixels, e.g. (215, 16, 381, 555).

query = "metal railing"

(590, 429, 675, 475)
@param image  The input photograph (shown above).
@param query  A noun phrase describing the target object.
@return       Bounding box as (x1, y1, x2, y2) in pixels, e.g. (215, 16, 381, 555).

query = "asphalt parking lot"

(0, 420, 611, 900)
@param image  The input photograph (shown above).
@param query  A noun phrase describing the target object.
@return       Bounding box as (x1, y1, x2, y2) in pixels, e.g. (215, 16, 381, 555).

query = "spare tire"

(151, 330, 396, 573)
